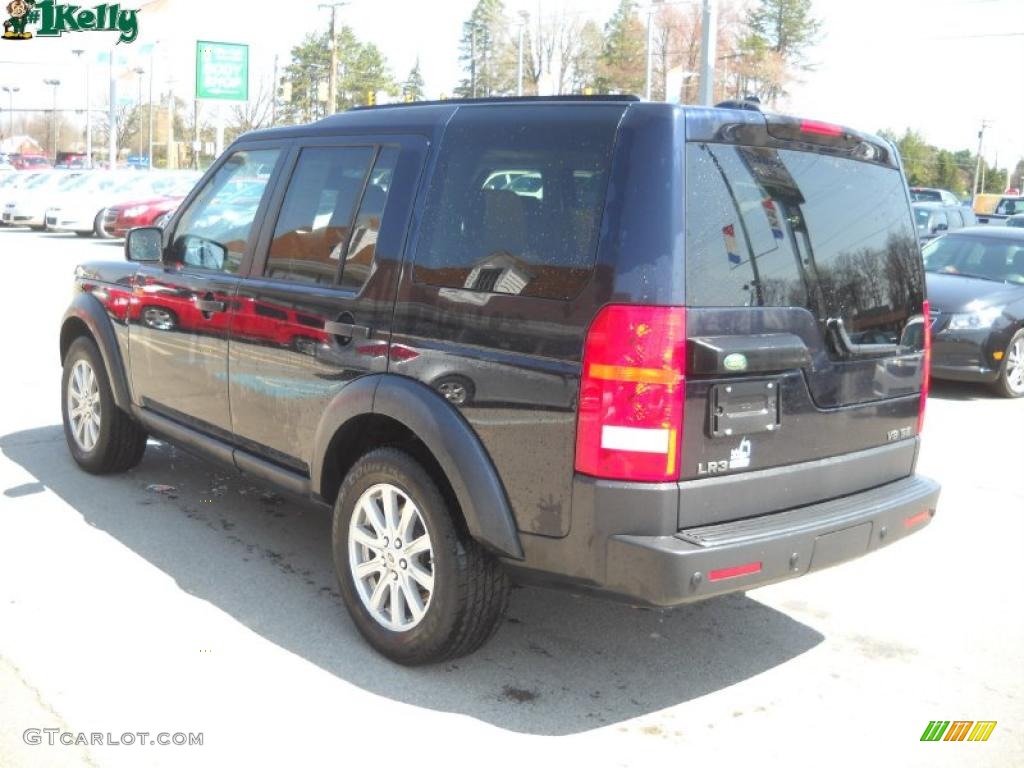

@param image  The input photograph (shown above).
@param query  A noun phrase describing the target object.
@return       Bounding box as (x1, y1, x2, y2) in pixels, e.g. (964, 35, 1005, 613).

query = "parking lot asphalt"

(1, 227, 1022, 768)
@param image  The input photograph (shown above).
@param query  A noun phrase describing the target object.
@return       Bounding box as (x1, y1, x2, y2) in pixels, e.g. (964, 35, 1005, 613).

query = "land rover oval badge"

(723, 353, 748, 372)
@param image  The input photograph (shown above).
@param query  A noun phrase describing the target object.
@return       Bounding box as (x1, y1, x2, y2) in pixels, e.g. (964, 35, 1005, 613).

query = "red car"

(105, 172, 202, 236)
(10, 153, 51, 171)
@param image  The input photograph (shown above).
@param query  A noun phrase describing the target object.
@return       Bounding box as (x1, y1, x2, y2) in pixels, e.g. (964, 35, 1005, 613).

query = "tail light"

(575, 305, 686, 482)
(918, 300, 931, 434)
(799, 119, 844, 137)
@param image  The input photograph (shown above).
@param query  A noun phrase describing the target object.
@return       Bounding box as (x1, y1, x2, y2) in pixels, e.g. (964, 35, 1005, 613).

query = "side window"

(412, 107, 622, 300)
(339, 147, 399, 291)
(946, 209, 963, 228)
(265, 146, 375, 284)
(171, 148, 280, 273)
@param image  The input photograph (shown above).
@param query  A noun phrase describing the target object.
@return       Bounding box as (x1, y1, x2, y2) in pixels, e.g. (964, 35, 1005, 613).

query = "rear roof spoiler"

(683, 106, 897, 168)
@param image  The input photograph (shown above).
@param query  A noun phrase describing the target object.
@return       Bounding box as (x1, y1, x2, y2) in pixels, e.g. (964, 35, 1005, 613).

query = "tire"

(434, 375, 475, 406)
(61, 337, 148, 474)
(991, 330, 1024, 398)
(332, 447, 509, 665)
(93, 211, 110, 239)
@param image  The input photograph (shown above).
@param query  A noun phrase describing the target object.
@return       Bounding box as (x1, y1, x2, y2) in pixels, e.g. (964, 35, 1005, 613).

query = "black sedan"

(923, 227, 1024, 397)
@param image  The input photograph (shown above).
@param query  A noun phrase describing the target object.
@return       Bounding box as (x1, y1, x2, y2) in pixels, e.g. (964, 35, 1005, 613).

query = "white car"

(46, 172, 156, 237)
(1, 170, 88, 229)
(0, 172, 48, 225)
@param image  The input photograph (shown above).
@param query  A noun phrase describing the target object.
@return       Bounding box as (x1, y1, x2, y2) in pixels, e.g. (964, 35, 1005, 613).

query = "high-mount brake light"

(799, 119, 844, 137)
(575, 305, 687, 482)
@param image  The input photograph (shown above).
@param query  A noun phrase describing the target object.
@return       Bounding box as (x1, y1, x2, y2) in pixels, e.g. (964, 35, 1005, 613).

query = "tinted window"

(339, 147, 399, 292)
(171, 148, 280, 273)
(413, 106, 621, 300)
(266, 146, 375, 284)
(685, 144, 923, 342)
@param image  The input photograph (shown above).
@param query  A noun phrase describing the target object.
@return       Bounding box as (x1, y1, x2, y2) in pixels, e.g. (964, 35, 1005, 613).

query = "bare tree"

(229, 77, 274, 140)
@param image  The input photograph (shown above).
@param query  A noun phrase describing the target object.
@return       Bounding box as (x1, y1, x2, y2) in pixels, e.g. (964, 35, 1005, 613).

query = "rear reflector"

(918, 300, 931, 434)
(708, 561, 762, 582)
(575, 305, 686, 482)
(903, 510, 931, 528)
(800, 119, 844, 137)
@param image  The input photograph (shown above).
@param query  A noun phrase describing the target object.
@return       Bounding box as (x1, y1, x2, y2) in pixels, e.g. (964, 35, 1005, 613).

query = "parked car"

(104, 172, 202, 237)
(976, 196, 1024, 225)
(47, 172, 163, 237)
(923, 227, 1024, 397)
(910, 186, 961, 205)
(60, 97, 939, 664)
(912, 201, 976, 244)
(2, 170, 88, 229)
(0, 171, 51, 225)
(9, 153, 52, 171)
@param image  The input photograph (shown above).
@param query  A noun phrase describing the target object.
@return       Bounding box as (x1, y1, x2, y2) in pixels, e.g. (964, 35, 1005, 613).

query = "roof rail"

(348, 94, 642, 112)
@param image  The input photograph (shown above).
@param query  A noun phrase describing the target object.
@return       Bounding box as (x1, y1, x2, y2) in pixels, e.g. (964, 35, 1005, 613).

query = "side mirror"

(934, 222, 948, 232)
(125, 226, 163, 262)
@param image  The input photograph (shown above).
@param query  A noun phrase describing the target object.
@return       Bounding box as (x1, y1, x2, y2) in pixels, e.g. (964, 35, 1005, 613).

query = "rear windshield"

(685, 143, 924, 344)
(910, 188, 941, 202)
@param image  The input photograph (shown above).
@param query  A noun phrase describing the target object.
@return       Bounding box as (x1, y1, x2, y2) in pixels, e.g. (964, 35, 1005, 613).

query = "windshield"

(923, 235, 1024, 284)
(685, 143, 924, 346)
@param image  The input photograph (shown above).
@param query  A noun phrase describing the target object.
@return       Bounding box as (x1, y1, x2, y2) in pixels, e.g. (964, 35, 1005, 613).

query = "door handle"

(195, 293, 227, 313)
(325, 320, 370, 339)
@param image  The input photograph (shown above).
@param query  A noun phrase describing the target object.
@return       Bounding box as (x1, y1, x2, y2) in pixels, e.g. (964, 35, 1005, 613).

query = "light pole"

(3, 85, 20, 139)
(43, 78, 61, 161)
(645, 2, 664, 100)
(516, 11, 528, 97)
(133, 66, 145, 160)
(698, 0, 718, 106)
(71, 49, 92, 166)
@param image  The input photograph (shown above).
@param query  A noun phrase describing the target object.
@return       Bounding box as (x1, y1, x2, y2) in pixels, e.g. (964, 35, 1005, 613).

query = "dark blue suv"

(60, 97, 940, 664)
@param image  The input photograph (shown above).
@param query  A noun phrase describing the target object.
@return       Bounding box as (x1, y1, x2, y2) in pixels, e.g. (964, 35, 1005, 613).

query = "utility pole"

(147, 52, 155, 169)
(973, 120, 991, 196)
(134, 67, 145, 160)
(72, 50, 92, 166)
(645, 2, 661, 100)
(43, 78, 60, 161)
(2, 86, 18, 137)
(516, 12, 528, 97)
(108, 49, 117, 169)
(319, 3, 347, 116)
(271, 53, 278, 125)
(470, 24, 477, 98)
(698, 0, 718, 106)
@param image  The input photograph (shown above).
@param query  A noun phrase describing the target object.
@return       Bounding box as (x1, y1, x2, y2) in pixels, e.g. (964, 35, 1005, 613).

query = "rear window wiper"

(827, 317, 899, 357)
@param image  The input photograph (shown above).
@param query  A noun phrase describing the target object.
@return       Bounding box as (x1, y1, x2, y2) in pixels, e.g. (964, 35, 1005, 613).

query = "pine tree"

(455, 0, 516, 97)
(597, 0, 646, 95)
(740, 0, 821, 103)
(403, 59, 426, 102)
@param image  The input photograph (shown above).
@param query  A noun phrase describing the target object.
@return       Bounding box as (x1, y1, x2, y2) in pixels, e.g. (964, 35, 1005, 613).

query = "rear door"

(681, 121, 927, 483)
(227, 136, 423, 472)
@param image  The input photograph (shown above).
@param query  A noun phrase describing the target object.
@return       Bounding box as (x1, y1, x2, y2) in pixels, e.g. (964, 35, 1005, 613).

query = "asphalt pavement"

(1, 227, 1021, 768)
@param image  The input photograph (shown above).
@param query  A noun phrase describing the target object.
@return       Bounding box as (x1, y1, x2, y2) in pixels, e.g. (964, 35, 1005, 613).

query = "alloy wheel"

(1006, 337, 1024, 394)
(67, 359, 101, 452)
(348, 483, 435, 631)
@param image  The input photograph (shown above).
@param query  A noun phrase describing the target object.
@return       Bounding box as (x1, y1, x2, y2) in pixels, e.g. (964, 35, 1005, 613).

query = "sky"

(0, 0, 1021, 171)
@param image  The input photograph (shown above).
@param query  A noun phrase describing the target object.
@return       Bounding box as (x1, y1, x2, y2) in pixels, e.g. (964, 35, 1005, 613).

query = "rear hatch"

(680, 111, 927, 496)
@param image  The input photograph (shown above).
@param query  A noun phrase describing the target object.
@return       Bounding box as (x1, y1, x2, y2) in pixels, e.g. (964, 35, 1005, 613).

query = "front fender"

(60, 292, 133, 411)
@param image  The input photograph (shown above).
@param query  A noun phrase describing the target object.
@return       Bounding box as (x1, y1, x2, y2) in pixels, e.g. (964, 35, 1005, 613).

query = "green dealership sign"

(195, 41, 249, 101)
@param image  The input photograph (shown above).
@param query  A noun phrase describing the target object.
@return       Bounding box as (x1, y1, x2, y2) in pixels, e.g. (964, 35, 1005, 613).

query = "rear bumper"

(512, 451, 939, 607)
(605, 475, 939, 606)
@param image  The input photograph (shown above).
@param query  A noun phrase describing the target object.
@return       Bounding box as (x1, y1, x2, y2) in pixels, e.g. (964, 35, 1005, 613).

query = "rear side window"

(266, 146, 375, 284)
(412, 106, 622, 300)
(340, 147, 399, 292)
(685, 143, 924, 343)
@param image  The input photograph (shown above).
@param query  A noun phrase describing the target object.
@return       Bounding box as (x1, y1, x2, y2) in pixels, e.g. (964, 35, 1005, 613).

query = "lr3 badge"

(698, 437, 753, 475)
